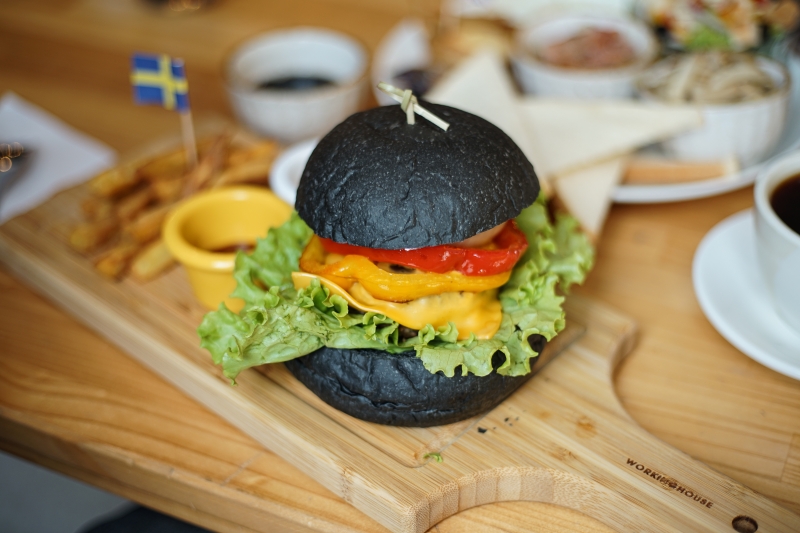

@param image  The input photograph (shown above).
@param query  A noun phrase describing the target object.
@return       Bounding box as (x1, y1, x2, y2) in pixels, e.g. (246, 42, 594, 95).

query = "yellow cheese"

(291, 272, 501, 340)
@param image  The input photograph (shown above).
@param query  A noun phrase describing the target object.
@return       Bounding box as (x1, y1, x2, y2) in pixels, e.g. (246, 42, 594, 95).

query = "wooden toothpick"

(377, 82, 450, 131)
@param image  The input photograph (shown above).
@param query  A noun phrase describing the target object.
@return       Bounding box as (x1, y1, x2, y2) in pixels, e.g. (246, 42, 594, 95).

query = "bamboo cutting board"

(1, 184, 799, 533)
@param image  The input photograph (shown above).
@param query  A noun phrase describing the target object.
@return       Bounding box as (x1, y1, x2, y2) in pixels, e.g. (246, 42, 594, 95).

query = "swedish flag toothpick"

(130, 52, 198, 168)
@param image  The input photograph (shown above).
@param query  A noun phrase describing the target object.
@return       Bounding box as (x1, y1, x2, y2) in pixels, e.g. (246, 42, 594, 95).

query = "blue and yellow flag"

(130, 53, 190, 112)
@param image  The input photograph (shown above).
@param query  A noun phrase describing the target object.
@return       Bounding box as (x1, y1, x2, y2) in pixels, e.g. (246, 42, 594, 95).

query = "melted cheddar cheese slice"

(291, 272, 501, 340)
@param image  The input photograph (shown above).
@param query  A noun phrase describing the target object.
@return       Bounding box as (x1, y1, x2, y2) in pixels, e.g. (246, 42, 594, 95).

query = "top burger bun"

(295, 103, 540, 249)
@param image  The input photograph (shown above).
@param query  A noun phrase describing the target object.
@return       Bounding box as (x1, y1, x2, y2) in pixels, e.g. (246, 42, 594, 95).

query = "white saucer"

(269, 138, 318, 206)
(692, 209, 800, 380)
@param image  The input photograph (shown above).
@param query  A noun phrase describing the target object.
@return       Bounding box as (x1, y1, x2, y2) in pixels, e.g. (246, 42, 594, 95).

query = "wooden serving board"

(1, 184, 799, 533)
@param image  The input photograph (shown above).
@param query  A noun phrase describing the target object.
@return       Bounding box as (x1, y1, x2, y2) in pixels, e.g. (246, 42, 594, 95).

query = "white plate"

(612, 55, 800, 204)
(692, 209, 800, 380)
(269, 138, 318, 207)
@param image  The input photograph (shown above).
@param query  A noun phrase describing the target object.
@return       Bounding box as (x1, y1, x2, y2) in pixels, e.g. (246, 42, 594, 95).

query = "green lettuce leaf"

(685, 25, 731, 51)
(198, 198, 594, 382)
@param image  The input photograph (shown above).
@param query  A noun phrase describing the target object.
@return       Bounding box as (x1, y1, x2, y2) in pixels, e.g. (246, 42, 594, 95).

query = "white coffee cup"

(754, 150, 800, 333)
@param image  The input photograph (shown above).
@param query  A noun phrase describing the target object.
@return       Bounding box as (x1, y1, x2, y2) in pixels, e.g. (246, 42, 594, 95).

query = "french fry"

(130, 239, 175, 281)
(182, 134, 230, 197)
(69, 217, 119, 253)
(151, 178, 184, 204)
(137, 137, 219, 183)
(88, 164, 141, 198)
(93, 240, 141, 280)
(72, 131, 279, 283)
(123, 203, 173, 244)
(115, 187, 155, 222)
(213, 156, 275, 187)
(226, 140, 279, 167)
(136, 147, 188, 183)
(81, 196, 115, 221)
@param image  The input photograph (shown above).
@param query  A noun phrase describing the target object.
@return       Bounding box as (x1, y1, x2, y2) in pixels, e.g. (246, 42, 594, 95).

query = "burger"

(199, 102, 593, 427)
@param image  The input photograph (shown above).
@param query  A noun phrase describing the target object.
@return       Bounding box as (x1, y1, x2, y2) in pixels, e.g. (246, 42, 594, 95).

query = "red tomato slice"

(318, 221, 528, 276)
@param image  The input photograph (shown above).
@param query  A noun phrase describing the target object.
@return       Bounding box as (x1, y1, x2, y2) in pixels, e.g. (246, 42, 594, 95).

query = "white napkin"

(0, 92, 117, 224)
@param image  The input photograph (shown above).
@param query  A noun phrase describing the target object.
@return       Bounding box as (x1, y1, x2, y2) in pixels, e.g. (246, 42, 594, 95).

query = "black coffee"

(770, 173, 800, 235)
(257, 76, 334, 91)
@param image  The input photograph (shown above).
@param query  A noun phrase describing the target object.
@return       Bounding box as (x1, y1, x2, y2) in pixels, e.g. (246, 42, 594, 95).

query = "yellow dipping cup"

(163, 186, 292, 311)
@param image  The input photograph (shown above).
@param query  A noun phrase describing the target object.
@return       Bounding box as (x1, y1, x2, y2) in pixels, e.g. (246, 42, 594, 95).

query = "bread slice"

(553, 156, 627, 242)
(426, 50, 540, 180)
(520, 99, 703, 180)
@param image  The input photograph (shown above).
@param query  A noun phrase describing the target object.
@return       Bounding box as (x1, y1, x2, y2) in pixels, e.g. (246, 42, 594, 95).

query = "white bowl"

(226, 27, 368, 144)
(638, 55, 791, 167)
(511, 13, 658, 100)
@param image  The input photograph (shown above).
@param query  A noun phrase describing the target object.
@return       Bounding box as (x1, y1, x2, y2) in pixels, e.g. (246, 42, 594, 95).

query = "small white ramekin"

(638, 54, 791, 167)
(511, 13, 658, 100)
(225, 27, 368, 144)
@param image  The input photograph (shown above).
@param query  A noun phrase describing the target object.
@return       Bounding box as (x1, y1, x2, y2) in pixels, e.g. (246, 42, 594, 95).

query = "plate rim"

(269, 137, 318, 206)
(611, 161, 761, 203)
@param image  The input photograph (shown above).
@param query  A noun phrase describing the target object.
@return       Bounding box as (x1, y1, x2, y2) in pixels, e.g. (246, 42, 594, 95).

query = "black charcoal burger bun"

(284, 335, 546, 427)
(295, 102, 540, 250)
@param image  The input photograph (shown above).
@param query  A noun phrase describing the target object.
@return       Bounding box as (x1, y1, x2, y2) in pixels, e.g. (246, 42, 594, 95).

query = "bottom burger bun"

(285, 335, 546, 427)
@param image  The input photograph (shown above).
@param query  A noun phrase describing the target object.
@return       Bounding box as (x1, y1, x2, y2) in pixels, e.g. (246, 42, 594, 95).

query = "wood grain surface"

(3, 185, 795, 532)
(1, 1, 800, 532)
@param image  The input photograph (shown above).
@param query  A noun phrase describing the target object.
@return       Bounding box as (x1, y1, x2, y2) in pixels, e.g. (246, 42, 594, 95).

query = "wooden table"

(1, 1, 799, 532)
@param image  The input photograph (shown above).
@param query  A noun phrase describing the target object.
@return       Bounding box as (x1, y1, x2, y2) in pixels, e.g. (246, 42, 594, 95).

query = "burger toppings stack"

(199, 98, 594, 426)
